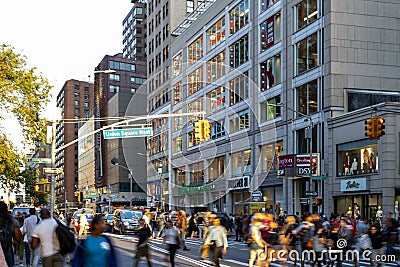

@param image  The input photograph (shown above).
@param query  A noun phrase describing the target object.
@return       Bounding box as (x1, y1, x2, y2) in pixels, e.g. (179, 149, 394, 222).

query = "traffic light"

(365, 117, 376, 139)
(34, 185, 39, 192)
(376, 116, 385, 139)
(202, 120, 211, 140)
(194, 120, 204, 141)
(311, 157, 317, 175)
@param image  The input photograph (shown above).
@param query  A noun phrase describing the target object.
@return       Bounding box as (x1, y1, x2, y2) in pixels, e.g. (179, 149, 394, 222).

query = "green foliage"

(0, 134, 24, 191)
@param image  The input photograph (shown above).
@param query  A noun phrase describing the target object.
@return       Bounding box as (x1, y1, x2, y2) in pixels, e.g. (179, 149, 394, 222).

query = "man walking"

(203, 218, 228, 267)
(133, 218, 152, 267)
(22, 207, 40, 267)
(31, 208, 64, 267)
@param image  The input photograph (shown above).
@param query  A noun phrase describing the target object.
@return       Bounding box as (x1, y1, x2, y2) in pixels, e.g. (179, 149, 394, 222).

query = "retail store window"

(207, 16, 226, 52)
(231, 150, 252, 177)
(337, 140, 378, 177)
(295, 32, 318, 75)
(229, 109, 249, 133)
(260, 12, 281, 51)
(295, 0, 318, 31)
(209, 156, 226, 181)
(260, 95, 281, 122)
(260, 0, 276, 13)
(229, 0, 249, 35)
(229, 72, 249, 106)
(260, 53, 281, 91)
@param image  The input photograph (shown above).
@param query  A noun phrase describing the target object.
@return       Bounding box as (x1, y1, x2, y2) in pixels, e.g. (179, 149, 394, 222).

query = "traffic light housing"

(311, 157, 317, 175)
(202, 120, 211, 140)
(365, 117, 376, 139)
(194, 120, 204, 140)
(376, 116, 385, 139)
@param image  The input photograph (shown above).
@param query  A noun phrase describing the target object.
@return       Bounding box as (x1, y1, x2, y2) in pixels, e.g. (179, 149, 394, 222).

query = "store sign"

(296, 154, 320, 176)
(228, 176, 250, 190)
(178, 184, 215, 195)
(340, 178, 367, 192)
(278, 154, 295, 176)
(251, 190, 263, 202)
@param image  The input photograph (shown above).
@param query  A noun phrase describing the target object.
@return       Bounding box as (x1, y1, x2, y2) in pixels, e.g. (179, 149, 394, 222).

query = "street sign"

(300, 198, 309, 204)
(305, 191, 318, 197)
(43, 168, 63, 174)
(29, 158, 51, 164)
(251, 190, 263, 202)
(103, 128, 153, 139)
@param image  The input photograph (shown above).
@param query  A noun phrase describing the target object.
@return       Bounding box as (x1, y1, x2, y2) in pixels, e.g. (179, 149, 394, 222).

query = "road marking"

(224, 259, 248, 266)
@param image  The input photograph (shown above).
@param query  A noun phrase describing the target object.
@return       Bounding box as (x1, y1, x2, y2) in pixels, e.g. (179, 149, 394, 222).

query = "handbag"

(279, 234, 292, 246)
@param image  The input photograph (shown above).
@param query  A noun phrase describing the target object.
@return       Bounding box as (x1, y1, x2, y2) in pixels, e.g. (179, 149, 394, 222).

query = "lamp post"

(111, 157, 134, 209)
(270, 103, 314, 214)
(157, 165, 163, 211)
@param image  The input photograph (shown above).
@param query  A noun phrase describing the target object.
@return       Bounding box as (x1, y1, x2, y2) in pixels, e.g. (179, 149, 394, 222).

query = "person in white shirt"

(22, 208, 40, 267)
(31, 208, 64, 267)
(78, 210, 88, 240)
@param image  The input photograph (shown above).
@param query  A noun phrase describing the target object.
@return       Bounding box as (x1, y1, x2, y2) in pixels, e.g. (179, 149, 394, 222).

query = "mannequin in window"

(362, 149, 370, 172)
(346, 207, 352, 217)
(351, 157, 358, 175)
(266, 61, 274, 88)
(376, 206, 383, 225)
(343, 152, 350, 175)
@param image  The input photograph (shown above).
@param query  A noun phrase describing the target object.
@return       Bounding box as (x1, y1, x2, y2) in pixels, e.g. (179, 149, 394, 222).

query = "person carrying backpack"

(31, 208, 64, 267)
(0, 201, 22, 267)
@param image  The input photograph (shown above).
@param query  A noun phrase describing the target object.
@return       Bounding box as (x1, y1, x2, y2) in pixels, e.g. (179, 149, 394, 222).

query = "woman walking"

(162, 221, 182, 267)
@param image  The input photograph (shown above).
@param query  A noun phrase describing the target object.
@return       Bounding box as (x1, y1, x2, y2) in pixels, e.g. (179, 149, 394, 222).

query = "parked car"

(73, 208, 95, 234)
(12, 206, 33, 218)
(112, 209, 143, 235)
(105, 214, 114, 231)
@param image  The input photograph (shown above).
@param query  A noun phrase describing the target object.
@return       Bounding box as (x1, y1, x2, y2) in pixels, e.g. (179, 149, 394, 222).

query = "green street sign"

(312, 175, 327, 181)
(30, 158, 52, 164)
(103, 128, 153, 139)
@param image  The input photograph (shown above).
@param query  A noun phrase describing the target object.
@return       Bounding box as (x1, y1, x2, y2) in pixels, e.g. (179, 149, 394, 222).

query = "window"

(131, 77, 146, 84)
(231, 150, 252, 176)
(207, 17, 226, 51)
(259, 141, 283, 172)
(74, 108, 79, 114)
(297, 79, 318, 116)
(84, 86, 89, 91)
(74, 92, 79, 98)
(261, 95, 281, 122)
(131, 88, 136, 94)
(296, 0, 318, 30)
(230, 109, 249, 132)
(187, 0, 194, 13)
(109, 61, 135, 72)
(207, 87, 226, 113)
(211, 119, 226, 139)
(110, 85, 120, 93)
(135, 7, 143, 15)
(260, 0, 276, 12)
(260, 53, 281, 90)
(229, 34, 249, 68)
(209, 156, 226, 181)
(74, 100, 79, 106)
(74, 84, 79, 90)
(173, 53, 182, 77)
(207, 51, 225, 84)
(260, 12, 281, 51)
(348, 91, 400, 112)
(296, 33, 318, 75)
(189, 162, 204, 184)
(176, 168, 186, 186)
(337, 140, 378, 177)
(173, 82, 182, 104)
(188, 130, 201, 147)
(188, 36, 203, 65)
(83, 102, 89, 108)
(188, 67, 204, 96)
(173, 136, 182, 152)
(173, 109, 182, 131)
(84, 94, 89, 100)
(188, 97, 203, 124)
(229, 72, 249, 106)
(110, 74, 120, 81)
(229, 0, 249, 35)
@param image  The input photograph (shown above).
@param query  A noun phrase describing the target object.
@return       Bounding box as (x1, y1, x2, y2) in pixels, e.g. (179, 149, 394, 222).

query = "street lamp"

(270, 102, 314, 214)
(110, 157, 134, 209)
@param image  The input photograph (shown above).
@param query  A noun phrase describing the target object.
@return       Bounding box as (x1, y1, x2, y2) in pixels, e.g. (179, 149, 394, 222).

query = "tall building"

(146, 0, 216, 209)
(93, 54, 147, 209)
(160, 0, 400, 217)
(123, 0, 147, 61)
(55, 80, 94, 209)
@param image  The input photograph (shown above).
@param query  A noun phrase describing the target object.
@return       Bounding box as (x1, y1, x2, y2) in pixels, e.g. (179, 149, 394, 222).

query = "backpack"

(0, 218, 13, 252)
(55, 219, 76, 255)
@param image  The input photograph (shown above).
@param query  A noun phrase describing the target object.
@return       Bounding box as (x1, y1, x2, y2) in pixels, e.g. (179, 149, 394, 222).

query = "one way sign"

(305, 191, 318, 197)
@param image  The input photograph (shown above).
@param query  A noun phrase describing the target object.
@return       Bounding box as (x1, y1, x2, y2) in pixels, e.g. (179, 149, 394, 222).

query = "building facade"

(123, 0, 147, 61)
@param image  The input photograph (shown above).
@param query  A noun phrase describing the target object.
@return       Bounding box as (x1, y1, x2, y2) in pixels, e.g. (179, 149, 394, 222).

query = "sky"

(0, 0, 134, 150)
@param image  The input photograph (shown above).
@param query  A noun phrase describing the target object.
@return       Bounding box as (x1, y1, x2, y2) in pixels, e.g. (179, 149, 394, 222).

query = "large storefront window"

(296, 0, 318, 30)
(229, 0, 249, 35)
(260, 53, 281, 90)
(260, 0, 276, 13)
(207, 52, 225, 84)
(173, 53, 182, 77)
(229, 34, 249, 68)
(231, 150, 252, 177)
(188, 35, 203, 65)
(337, 140, 378, 177)
(229, 72, 249, 106)
(260, 95, 281, 122)
(296, 33, 318, 75)
(173, 82, 182, 104)
(207, 86, 226, 114)
(229, 109, 249, 132)
(188, 66, 204, 96)
(259, 141, 283, 172)
(207, 17, 226, 51)
(260, 12, 281, 51)
(209, 156, 226, 181)
(297, 79, 318, 116)
(335, 194, 382, 221)
(189, 162, 204, 185)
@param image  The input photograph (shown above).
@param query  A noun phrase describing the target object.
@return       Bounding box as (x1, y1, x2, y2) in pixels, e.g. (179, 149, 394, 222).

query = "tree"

(0, 44, 52, 190)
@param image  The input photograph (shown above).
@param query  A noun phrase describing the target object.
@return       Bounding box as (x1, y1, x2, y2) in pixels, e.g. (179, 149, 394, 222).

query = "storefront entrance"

(334, 194, 382, 221)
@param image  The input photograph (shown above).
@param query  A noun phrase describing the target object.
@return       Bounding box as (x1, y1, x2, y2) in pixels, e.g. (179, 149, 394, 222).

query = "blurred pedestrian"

(162, 221, 182, 267)
(188, 214, 198, 239)
(14, 215, 24, 266)
(203, 218, 228, 267)
(133, 218, 152, 267)
(72, 214, 118, 267)
(177, 210, 189, 250)
(22, 207, 40, 267)
(0, 201, 22, 267)
(235, 215, 243, 241)
(78, 210, 88, 240)
(248, 218, 268, 267)
(157, 211, 166, 239)
(31, 208, 64, 267)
